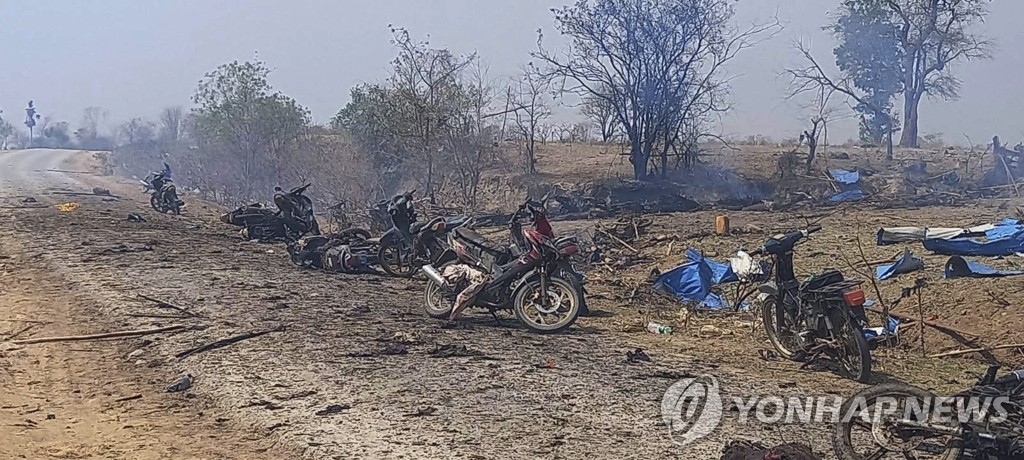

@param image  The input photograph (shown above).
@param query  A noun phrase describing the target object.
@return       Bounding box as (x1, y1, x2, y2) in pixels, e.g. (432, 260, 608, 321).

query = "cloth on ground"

(875, 248, 924, 280)
(944, 255, 1024, 279)
(653, 249, 739, 310)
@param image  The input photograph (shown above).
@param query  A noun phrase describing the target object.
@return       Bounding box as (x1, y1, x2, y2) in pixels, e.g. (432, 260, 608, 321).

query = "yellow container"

(715, 215, 730, 235)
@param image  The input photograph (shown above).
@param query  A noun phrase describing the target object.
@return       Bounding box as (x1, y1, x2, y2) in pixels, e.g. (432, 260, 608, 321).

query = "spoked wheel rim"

(423, 278, 454, 318)
(380, 243, 416, 277)
(515, 279, 578, 332)
(762, 298, 800, 357)
(836, 322, 865, 378)
(837, 390, 961, 459)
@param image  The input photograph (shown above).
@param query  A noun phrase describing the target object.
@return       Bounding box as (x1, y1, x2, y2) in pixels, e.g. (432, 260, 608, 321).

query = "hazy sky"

(2, 0, 1022, 144)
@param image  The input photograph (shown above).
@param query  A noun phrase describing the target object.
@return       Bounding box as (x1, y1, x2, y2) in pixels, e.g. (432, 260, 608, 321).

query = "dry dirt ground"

(2, 148, 1018, 459)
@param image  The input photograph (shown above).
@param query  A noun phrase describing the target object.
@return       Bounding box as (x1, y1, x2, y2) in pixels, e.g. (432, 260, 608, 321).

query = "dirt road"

(6, 149, 966, 459)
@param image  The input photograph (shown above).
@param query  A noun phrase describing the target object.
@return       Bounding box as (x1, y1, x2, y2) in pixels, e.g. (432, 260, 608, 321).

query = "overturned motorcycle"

(219, 184, 324, 242)
(419, 208, 582, 334)
(286, 229, 378, 273)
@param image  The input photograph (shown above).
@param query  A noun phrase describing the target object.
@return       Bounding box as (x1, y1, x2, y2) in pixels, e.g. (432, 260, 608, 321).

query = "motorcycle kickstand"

(489, 309, 502, 326)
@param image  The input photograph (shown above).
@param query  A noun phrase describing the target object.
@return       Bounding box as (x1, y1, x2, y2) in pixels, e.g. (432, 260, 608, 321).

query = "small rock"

(46, 414, 56, 420)
(22, 196, 37, 203)
(127, 349, 145, 359)
(350, 304, 371, 314)
(626, 348, 651, 363)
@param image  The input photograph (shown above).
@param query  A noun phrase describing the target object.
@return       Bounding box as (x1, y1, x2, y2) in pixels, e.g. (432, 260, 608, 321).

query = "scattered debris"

(127, 213, 147, 222)
(21, 196, 36, 203)
(55, 202, 79, 212)
(114, 394, 143, 402)
(349, 303, 371, 314)
(626, 348, 651, 363)
(166, 373, 194, 392)
(381, 342, 408, 355)
(176, 326, 285, 360)
(429, 343, 481, 358)
(721, 439, 823, 460)
(315, 404, 351, 416)
(101, 244, 154, 254)
(403, 406, 438, 417)
(136, 294, 198, 317)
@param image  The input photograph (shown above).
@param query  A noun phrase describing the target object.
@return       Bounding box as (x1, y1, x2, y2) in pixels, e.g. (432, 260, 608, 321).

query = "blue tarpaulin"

(653, 249, 739, 309)
(829, 169, 865, 203)
(923, 218, 1024, 256)
(944, 255, 1024, 279)
(830, 169, 860, 185)
(875, 248, 924, 280)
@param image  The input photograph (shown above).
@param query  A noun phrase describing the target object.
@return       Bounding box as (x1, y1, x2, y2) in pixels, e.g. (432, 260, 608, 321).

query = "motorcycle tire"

(377, 239, 417, 278)
(170, 198, 181, 215)
(831, 306, 873, 383)
(512, 276, 580, 334)
(761, 295, 800, 361)
(150, 194, 162, 212)
(423, 262, 455, 319)
(338, 227, 372, 242)
(833, 383, 962, 460)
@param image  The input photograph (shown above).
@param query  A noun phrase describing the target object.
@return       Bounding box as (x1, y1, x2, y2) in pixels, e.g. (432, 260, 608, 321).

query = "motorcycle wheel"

(150, 194, 163, 212)
(423, 263, 455, 319)
(170, 197, 181, 215)
(833, 383, 962, 460)
(831, 306, 873, 383)
(512, 276, 580, 334)
(377, 239, 417, 278)
(761, 295, 800, 360)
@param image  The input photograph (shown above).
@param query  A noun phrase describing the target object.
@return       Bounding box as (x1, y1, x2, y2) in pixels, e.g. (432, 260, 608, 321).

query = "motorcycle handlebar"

(807, 224, 822, 234)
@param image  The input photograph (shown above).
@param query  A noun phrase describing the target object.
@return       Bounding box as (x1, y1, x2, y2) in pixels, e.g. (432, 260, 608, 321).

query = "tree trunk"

(899, 92, 921, 148)
(630, 145, 647, 180)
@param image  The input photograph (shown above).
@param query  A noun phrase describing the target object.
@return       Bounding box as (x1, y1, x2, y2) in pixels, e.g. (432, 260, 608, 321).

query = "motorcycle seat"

(799, 270, 845, 293)
(445, 215, 470, 229)
(455, 227, 509, 256)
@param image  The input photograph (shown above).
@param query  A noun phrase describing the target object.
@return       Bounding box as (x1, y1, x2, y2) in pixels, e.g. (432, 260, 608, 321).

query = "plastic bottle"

(646, 322, 673, 335)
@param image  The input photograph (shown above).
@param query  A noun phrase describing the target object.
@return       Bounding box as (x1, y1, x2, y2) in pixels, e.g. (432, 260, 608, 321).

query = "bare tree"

(509, 65, 550, 174)
(534, 0, 780, 179)
(158, 106, 185, 143)
(580, 84, 618, 142)
(119, 118, 156, 145)
(786, 41, 896, 160)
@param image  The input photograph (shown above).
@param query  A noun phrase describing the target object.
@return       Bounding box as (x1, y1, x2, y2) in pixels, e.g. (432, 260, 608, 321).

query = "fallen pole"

(175, 326, 285, 359)
(930, 343, 1024, 358)
(11, 325, 186, 345)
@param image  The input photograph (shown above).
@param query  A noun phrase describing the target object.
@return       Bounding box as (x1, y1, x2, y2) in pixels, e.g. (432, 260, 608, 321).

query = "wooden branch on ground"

(176, 326, 285, 360)
(595, 226, 639, 253)
(864, 307, 978, 339)
(930, 343, 1024, 358)
(136, 294, 197, 317)
(11, 325, 186, 345)
(48, 191, 122, 199)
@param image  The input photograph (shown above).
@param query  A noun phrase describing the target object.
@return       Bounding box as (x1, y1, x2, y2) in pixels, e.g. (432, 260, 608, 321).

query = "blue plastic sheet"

(830, 169, 860, 185)
(829, 169, 864, 202)
(863, 317, 900, 341)
(924, 219, 1024, 256)
(653, 249, 738, 310)
(875, 249, 924, 280)
(944, 255, 1024, 279)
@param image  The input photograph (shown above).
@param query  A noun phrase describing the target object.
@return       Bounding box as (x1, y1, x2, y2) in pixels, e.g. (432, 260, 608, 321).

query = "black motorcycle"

(376, 190, 470, 277)
(751, 225, 873, 383)
(141, 166, 183, 215)
(833, 365, 1024, 459)
(274, 183, 321, 238)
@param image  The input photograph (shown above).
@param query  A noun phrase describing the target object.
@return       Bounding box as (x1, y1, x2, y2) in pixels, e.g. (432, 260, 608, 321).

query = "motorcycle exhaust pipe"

(421, 264, 449, 290)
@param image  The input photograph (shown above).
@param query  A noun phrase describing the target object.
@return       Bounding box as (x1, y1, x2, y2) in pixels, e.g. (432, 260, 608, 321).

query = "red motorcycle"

(420, 198, 582, 333)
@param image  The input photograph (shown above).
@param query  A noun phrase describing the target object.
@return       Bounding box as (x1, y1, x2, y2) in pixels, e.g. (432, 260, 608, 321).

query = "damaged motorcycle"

(833, 365, 1024, 459)
(376, 190, 470, 277)
(419, 198, 582, 333)
(751, 225, 873, 382)
(141, 163, 184, 215)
